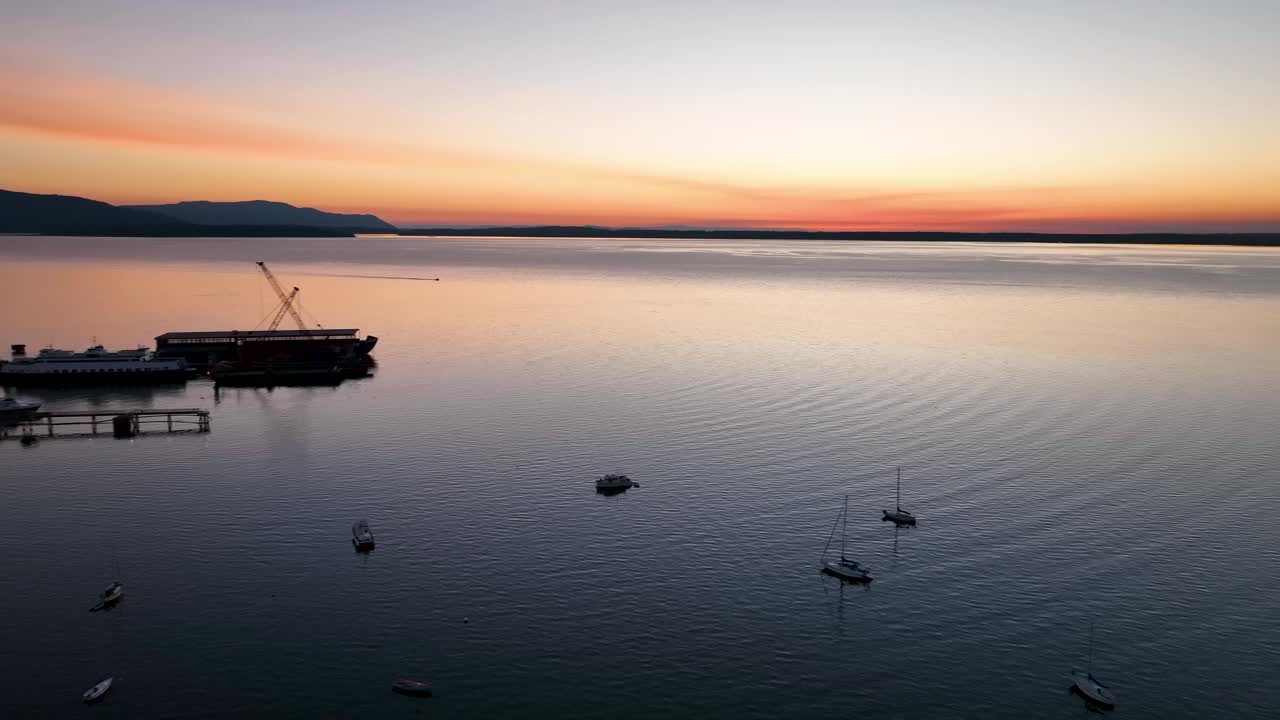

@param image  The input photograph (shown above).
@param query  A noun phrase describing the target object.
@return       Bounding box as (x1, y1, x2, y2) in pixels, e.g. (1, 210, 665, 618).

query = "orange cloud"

(0, 66, 786, 201)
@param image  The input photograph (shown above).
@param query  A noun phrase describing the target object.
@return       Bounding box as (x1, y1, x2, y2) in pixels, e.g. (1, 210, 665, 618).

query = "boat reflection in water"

(210, 360, 369, 387)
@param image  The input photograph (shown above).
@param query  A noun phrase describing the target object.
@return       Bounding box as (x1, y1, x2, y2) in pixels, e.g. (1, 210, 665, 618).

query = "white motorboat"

(881, 467, 916, 526)
(352, 519, 376, 550)
(820, 495, 872, 583)
(82, 677, 113, 703)
(1071, 622, 1117, 709)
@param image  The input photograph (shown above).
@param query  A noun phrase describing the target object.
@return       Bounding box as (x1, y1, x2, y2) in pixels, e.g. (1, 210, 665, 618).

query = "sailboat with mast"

(882, 467, 917, 526)
(1071, 621, 1117, 709)
(89, 558, 124, 612)
(821, 495, 872, 583)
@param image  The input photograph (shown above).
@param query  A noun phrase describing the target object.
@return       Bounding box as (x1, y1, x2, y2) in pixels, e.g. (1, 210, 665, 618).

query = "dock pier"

(1, 408, 210, 441)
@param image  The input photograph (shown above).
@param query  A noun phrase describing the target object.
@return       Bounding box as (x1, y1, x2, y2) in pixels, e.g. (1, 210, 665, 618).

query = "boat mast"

(840, 495, 849, 560)
(896, 467, 902, 512)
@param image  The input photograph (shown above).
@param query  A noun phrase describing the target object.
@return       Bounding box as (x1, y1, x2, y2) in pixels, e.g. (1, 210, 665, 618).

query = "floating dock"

(1, 408, 210, 441)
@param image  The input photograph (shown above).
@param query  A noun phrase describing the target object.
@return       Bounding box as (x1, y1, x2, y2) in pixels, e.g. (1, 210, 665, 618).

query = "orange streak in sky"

(2, 66, 1277, 232)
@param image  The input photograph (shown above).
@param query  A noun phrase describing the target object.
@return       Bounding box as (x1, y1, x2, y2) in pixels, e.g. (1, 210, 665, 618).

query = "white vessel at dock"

(0, 344, 197, 385)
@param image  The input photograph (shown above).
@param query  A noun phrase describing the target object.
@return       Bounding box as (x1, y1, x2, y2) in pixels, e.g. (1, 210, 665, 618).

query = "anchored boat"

(595, 473, 639, 493)
(82, 677, 113, 703)
(881, 467, 917, 526)
(391, 678, 433, 697)
(352, 519, 376, 551)
(821, 495, 872, 583)
(1071, 621, 1117, 709)
(89, 581, 124, 612)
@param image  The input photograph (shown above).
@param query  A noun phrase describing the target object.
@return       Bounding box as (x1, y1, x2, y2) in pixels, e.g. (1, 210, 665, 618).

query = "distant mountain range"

(125, 200, 394, 230)
(0, 189, 175, 231)
(0, 189, 394, 236)
(3, 188, 1277, 245)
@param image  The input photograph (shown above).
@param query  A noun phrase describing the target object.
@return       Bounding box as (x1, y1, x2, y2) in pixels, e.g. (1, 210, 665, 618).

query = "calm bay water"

(1, 236, 1278, 718)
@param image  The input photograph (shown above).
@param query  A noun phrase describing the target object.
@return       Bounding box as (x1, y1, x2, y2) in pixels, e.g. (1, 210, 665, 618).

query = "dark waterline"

(1, 237, 1278, 718)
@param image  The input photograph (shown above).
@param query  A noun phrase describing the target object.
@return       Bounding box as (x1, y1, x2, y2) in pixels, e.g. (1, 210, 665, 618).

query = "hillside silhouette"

(126, 199, 394, 231)
(0, 189, 175, 231)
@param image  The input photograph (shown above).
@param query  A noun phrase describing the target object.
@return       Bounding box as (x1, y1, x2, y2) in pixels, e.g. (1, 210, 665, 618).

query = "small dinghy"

(352, 519, 375, 551)
(391, 678, 433, 697)
(89, 581, 124, 611)
(82, 677, 113, 703)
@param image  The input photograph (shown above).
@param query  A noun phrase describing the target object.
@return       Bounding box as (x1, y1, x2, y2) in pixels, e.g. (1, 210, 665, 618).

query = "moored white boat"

(101, 581, 124, 604)
(1070, 621, 1117, 709)
(90, 581, 124, 611)
(881, 467, 917, 526)
(823, 557, 872, 583)
(820, 495, 873, 584)
(352, 519, 375, 550)
(391, 677, 433, 697)
(1071, 669, 1116, 708)
(82, 677, 113, 703)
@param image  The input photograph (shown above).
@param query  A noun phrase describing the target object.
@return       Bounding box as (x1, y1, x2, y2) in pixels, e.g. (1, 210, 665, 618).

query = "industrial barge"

(4, 262, 379, 388)
(156, 261, 377, 375)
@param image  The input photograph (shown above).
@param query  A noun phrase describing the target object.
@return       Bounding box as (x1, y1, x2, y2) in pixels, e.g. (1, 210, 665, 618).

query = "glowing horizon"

(2, 1, 1278, 232)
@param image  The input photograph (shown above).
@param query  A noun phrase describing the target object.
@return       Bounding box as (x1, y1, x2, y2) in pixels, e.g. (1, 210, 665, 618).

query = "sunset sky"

(2, 1, 1278, 231)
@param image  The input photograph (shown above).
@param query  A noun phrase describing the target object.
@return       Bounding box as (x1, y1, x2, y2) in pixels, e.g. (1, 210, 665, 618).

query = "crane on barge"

(257, 261, 315, 333)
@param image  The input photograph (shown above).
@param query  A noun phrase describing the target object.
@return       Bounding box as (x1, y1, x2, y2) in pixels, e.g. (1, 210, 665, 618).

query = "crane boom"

(266, 287, 300, 331)
(256, 261, 309, 332)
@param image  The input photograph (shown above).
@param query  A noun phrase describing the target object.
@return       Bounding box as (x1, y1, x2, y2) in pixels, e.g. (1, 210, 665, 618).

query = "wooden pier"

(1, 408, 210, 441)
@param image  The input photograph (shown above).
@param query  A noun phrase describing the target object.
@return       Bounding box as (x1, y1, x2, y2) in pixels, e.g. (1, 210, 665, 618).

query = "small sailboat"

(1071, 621, 1117, 709)
(352, 519, 375, 551)
(89, 580, 124, 612)
(82, 677, 113, 703)
(881, 467, 916, 526)
(821, 495, 872, 583)
(391, 677, 433, 697)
